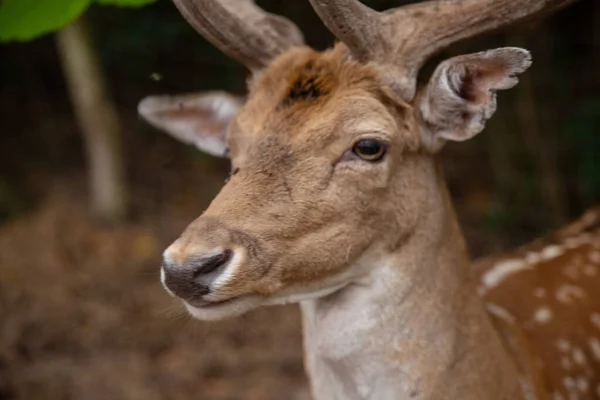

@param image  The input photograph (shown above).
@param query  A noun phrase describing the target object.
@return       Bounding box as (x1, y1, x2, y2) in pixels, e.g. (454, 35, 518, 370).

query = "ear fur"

(417, 47, 532, 152)
(138, 91, 244, 157)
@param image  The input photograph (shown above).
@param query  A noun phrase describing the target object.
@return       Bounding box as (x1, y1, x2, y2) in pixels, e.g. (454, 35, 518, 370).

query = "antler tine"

(172, 0, 304, 71)
(309, 0, 576, 100)
(307, 0, 382, 63)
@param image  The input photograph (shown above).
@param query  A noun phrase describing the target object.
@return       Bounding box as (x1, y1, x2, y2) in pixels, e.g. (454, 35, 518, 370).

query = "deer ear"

(138, 91, 244, 158)
(417, 47, 532, 152)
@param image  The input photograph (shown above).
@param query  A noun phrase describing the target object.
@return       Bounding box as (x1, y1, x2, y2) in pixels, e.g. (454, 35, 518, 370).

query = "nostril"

(194, 249, 233, 277)
(160, 249, 233, 301)
(162, 263, 210, 299)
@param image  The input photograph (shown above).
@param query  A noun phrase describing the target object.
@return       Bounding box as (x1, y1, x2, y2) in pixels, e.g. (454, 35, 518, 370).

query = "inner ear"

(417, 47, 532, 152)
(138, 91, 244, 158)
(448, 57, 522, 106)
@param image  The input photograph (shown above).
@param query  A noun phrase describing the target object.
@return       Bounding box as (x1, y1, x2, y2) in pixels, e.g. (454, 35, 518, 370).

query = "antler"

(172, 0, 304, 71)
(308, 0, 576, 100)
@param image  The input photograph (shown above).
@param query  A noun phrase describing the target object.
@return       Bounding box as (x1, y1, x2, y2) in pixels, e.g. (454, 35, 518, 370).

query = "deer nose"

(161, 249, 233, 301)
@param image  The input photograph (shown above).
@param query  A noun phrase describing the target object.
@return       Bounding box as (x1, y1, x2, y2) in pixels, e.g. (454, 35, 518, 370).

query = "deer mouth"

(182, 294, 261, 320)
(186, 295, 242, 308)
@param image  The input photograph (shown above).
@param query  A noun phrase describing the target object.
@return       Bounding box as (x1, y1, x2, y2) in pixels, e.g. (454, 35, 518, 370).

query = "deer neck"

(300, 163, 524, 400)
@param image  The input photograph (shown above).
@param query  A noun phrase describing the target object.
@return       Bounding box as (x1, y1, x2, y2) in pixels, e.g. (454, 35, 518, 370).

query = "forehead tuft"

(248, 44, 380, 111)
(284, 63, 329, 106)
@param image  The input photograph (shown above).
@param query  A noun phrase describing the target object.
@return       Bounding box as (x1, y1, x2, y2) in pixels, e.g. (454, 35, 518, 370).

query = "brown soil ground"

(0, 184, 310, 400)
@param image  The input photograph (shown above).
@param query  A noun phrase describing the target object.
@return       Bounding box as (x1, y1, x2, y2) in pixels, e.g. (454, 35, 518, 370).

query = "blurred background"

(0, 0, 598, 398)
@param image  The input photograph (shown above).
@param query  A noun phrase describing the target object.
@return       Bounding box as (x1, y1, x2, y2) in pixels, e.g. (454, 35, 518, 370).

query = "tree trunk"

(55, 17, 127, 222)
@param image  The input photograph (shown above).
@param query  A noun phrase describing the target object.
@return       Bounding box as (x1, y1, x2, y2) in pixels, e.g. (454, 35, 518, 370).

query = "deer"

(135, 0, 600, 399)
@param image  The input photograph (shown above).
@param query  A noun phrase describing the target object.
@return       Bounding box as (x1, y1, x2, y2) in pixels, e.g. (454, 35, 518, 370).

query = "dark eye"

(352, 139, 387, 162)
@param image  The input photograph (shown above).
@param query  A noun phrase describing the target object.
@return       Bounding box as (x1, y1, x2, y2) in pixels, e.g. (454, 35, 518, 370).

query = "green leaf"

(0, 0, 91, 42)
(95, 0, 159, 7)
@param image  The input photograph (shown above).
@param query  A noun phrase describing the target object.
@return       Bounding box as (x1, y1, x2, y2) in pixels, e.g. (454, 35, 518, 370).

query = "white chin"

(182, 296, 260, 321)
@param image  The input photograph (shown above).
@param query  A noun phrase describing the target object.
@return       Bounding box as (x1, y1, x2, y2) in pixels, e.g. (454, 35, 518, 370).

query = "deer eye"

(352, 139, 387, 162)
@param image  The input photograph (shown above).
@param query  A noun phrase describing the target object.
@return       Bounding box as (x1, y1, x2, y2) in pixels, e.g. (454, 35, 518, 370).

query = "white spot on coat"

(576, 377, 588, 392)
(556, 285, 586, 304)
(583, 265, 597, 276)
(591, 313, 600, 329)
(540, 245, 565, 260)
(533, 307, 553, 324)
(563, 376, 575, 390)
(482, 259, 530, 290)
(588, 250, 600, 264)
(525, 252, 541, 264)
(481, 245, 565, 291)
(534, 288, 546, 298)
(564, 235, 590, 249)
(572, 348, 587, 366)
(557, 339, 571, 352)
(588, 338, 600, 360)
(486, 303, 515, 323)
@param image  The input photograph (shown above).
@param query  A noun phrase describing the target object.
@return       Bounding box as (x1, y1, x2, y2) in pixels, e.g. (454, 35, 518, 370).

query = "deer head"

(139, 0, 574, 320)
